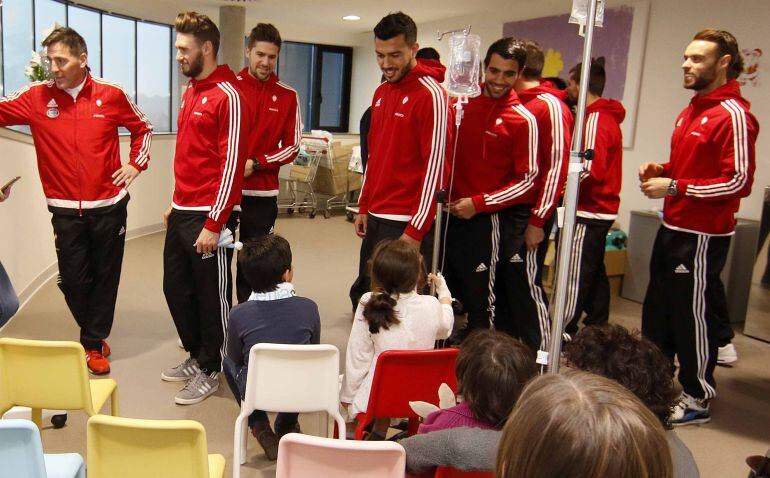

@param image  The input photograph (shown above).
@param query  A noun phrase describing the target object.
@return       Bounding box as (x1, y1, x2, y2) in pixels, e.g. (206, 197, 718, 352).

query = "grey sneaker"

(174, 371, 219, 405)
(161, 357, 200, 382)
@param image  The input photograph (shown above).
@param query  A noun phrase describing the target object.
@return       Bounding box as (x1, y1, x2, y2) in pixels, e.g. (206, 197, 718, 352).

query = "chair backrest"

(276, 433, 405, 478)
(0, 419, 48, 478)
(365, 348, 460, 419)
(244, 343, 340, 414)
(435, 466, 495, 478)
(87, 415, 213, 478)
(0, 338, 93, 413)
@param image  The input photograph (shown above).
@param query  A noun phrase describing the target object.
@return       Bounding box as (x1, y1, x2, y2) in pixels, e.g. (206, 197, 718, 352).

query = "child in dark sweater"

(223, 235, 320, 461)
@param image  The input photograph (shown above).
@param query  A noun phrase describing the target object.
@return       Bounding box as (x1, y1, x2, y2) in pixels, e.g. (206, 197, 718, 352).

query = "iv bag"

(569, 0, 605, 28)
(446, 32, 481, 98)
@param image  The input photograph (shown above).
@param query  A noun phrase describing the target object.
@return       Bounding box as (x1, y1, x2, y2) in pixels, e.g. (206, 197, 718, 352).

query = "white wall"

(349, 0, 770, 230)
(0, 132, 176, 302)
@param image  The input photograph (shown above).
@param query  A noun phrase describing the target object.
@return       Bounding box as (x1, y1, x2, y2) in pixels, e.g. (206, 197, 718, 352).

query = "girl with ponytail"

(340, 239, 454, 439)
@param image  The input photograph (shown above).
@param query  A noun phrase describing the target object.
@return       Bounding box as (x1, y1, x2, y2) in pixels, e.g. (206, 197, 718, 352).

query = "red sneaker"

(101, 340, 111, 358)
(86, 350, 110, 375)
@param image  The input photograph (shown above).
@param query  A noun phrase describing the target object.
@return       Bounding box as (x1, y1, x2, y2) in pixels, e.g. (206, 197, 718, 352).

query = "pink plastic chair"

(275, 432, 405, 478)
(434, 466, 495, 477)
(354, 348, 460, 439)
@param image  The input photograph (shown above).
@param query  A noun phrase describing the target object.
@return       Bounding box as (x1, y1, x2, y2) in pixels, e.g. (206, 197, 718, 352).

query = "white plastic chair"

(0, 419, 85, 478)
(233, 343, 346, 477)
(275, 432, 405, 478)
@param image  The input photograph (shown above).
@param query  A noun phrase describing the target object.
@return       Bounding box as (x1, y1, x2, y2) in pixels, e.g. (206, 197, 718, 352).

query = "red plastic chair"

(434, 467, 494, 478)
(354, 348, 460, 440)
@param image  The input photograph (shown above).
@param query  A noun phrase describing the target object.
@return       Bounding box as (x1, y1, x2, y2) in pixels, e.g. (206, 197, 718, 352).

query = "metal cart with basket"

(277, 135, 324, 218)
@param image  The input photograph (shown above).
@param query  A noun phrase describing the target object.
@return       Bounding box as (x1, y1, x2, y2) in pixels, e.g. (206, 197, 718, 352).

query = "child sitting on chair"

(223, 235, 321, 461)
(340, 239, 454, 440)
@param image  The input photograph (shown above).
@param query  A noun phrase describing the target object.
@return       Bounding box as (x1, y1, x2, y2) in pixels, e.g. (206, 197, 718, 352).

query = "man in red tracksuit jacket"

(349, 12, 452, 308)
(236, 23, 302, 303)
(640, 29, 758, 425)
(444, 38, 539, 345)
(494, 40, 572, 351)
(0, 27, 153, 375)
(161, 12, 249, 405)
(562, 59, 625, 337)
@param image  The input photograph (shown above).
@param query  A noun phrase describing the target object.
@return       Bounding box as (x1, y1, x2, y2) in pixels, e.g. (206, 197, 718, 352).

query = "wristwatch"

(251, 158, 262, 172)
(667, 179, 678, 196)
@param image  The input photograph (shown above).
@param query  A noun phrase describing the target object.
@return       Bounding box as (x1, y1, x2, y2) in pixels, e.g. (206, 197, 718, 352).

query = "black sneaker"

(275, 422, 301, 442)
(251, 422, 279, 461)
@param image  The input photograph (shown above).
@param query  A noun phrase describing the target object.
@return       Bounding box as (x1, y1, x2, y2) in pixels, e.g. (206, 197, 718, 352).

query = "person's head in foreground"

(174, 11, 220, 79)
(364, 239, 423, 334)
(483, 37, 527, 100)
(457, 330, 537, 428)
(238, 234, 293, 293)
(246, 23, 281, 81)
(564, 324, 677, 427)
(496, 371, 673, 478)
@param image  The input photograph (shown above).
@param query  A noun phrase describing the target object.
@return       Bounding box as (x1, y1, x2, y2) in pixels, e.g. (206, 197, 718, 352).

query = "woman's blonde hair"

(496, 371, 673, 478)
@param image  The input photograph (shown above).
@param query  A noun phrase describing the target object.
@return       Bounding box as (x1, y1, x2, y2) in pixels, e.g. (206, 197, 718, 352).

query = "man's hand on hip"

(194, 227, 220, 254)
(112, 163, 140, 187)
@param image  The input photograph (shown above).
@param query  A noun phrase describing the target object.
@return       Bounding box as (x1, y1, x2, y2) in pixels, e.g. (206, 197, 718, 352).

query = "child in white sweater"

(340, 239, 454, 439)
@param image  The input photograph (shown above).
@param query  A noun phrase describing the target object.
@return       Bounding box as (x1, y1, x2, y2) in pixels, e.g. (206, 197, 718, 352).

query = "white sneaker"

(174, 371, 219, 405)
(670, 392, 710, 426)
(717, 343, 738, 365)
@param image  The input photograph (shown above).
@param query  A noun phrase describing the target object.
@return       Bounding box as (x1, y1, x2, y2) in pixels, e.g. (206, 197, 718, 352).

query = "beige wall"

(0, 131, 176, 303)
(350, 0, 769, 230)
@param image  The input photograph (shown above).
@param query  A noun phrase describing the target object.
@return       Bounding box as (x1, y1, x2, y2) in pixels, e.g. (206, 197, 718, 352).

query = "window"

(277, 41, 352, 132)
(2, 0, 34, 96)
(67, 4, 101, 75)
(137, 22, 171, 131)
(34, 0, 65, 48)
(1, 1, 179, 133)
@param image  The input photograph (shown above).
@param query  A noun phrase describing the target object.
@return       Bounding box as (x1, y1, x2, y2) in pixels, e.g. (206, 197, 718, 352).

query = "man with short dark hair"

(161, 11, 249, 405)
(349, 11, 452, 308)
(640, 29, 758, 425)
(235, 23, 301, 303)
(0, 26, 153, 374)
(562, 58, 625, 336)
(444, 38, 539, 343)
(494, 40, 572, 351)
(224, 234, 320, 461)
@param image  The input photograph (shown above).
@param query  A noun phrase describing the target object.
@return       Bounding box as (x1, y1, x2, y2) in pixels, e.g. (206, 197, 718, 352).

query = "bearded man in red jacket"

(640, 29, 758, 426)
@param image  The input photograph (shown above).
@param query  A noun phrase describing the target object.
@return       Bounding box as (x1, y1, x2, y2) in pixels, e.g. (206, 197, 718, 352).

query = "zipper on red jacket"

(73, 94, 83, 216)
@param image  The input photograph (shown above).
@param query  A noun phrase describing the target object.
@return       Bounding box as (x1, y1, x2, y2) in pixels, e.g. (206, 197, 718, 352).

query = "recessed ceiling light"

(342, 15, 361, 21)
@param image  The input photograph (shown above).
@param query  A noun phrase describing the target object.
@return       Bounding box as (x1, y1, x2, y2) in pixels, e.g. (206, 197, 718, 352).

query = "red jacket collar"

(517, 81, 569, 103)
(476, 85, 521, 107)
(586, 98, 626, 123)
(237, 68, 279, 89)
(390, 58, 446, 87)
(190, 64, 238, 89)
(690, 79, 749, 110)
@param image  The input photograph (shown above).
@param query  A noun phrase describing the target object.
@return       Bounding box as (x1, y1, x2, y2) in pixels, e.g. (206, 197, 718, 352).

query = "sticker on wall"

(739, 48, 762, 87)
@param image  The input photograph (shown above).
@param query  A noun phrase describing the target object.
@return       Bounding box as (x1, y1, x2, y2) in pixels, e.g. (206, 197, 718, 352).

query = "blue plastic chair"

(0, 419, 85, 478)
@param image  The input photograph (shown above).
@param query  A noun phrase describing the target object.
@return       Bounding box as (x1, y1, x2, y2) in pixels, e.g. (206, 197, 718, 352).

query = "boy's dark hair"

(416, 47, 440, 61)
(363, 239, 422, 334)
(374, 12, 417, 45)
(484, 37, 527, 71)
(247, 23, 282, 49)
(456, 330, 537, 428)
(693, 28, 743, 80)
(175, 11, 220, 56)
(520, 40, 544, 80)
(238, 235, 292, 293)
(543, 76, 567, 90)
(563, 324, 678, 427)
(42, 27, 87, 56)
(569, 57, 607, 96)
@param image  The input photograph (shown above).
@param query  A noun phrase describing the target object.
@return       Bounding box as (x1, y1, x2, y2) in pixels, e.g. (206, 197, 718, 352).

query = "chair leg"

(335, 414, 347, 441)
(110, 387, 120, 416)
(31, 408, 43, 429)
(325, 412, 333, 438)
(233, 412, 248, 478)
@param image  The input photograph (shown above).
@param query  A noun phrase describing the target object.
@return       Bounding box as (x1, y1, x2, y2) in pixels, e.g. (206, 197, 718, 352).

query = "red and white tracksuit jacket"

(576, 98, 625, 220)
(173, 65, 249, 232)
(359, 59, 453, 241)
(236, 70, 301, 196)
(517, 83, 573, 228)
(448, 87, 539, 213)
(661, 80, 758, 235)
(0, 73, 152, 214)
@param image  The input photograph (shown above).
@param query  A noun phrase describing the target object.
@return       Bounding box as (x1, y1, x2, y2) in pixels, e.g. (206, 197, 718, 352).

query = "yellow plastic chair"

(0, 338, 118, 428)
(87, 415, 225, 478)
